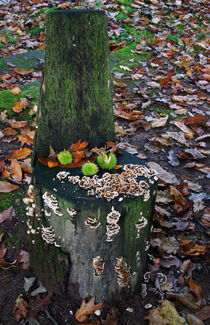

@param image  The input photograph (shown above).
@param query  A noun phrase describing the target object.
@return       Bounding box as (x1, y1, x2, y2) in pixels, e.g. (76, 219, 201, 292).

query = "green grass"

(0, 85, 39, 122)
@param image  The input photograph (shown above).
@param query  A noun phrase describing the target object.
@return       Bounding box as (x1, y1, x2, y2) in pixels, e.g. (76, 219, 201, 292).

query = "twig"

(0, 274, 10, 281)
(45, 309, 59, 325)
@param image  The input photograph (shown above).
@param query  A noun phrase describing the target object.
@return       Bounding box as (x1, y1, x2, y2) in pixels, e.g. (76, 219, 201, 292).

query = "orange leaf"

(75, 297, 104, 322)
(11, 159, 22, 181)
(8, 148, 32, 160)
(114, 165, 123, 170)
(159, 70, 173, 88)
(18, 134, 34, 146)
(8, 120, 28, 129)
(69, 139, 89, 152)
(10, 87, 21, 95)
(2, 167, 10, 178)
(189, 277, 203, 300)
(72, 151, 84, 164)
(48, 161, 58, 168)
(3, 127, 17, 136)
(12, 98, 30, 113)
(13, 68, 33, 76)
(13, 295, 29, 322)
(0, 181, 19, 193)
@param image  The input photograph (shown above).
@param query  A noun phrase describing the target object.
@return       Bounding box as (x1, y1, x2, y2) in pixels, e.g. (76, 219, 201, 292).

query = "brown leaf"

(72, 151, 84, 164)
(173, 120, 194, 136)
(11, 159, 22, 181)
(8, 148, 32, 160)
(179, 235, 207, 256)
(3, 127, 17, 136)
(114, 109, 140, 121)
(13, 68, 33, 76)
(12, 98, 30, 113)
(75, 297, 104, 322)
(8, 119, 28, 129)
(166, 292, 201, 311)
(11, 87, 21, 95)
(184, 162, 210, 174)
(151, 116, 168, 128)
(34, 294, 52, 312)
(159, 70, 173, 88)
(0, 243, 7, 259)
(148, 162, 178, 185)
(48, 161, 58, 168)
(144, 308, 164, 325)
(189, 278, 203, 300)
(69, 139, 89, 152)
(0, 232, 4, 243)
(170, 185, 189, 213)
(1, 109, 8, 121)
(195, 306, 210, 321)
(0, 206, 14, 223)
(13, 295, 29, 322)
(18, 134, 34, 146)
(0, 181, 19, 193)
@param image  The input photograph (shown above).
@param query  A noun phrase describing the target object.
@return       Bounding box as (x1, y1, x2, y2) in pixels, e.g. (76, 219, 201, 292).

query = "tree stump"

(30, 9, 158, 302)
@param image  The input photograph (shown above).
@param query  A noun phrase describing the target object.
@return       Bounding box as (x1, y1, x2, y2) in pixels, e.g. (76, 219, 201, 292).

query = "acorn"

(97, 152, 116, 170)
(58, 150, 72, 165)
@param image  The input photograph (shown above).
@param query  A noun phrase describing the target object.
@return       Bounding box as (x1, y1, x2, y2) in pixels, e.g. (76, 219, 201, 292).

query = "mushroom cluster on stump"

(30, 9, 157, 302)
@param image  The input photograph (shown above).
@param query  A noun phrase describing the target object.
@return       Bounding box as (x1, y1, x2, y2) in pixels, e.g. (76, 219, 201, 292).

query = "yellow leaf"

(160, 299, 186, 325)
(11, 87, 21, 95)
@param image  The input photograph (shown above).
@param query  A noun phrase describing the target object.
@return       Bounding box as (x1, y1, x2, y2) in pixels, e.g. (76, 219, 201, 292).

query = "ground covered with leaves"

(0, 0, 209, 324)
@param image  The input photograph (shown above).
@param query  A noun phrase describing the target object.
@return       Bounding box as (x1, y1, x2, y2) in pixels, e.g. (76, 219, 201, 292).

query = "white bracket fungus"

(92, 256, 105, 276)
(135, 216, 148, 239)
(114, 256, 131, 288)
(85, 217, 101, 229)
(67, 208, 77, 218)
(106, 206, 121, 242)
(42, 192, 62, 216)
(41, 225, 61, 247)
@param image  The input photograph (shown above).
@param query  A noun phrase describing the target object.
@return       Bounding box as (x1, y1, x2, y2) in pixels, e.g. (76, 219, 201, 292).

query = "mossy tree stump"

(30, 10, 157, 302)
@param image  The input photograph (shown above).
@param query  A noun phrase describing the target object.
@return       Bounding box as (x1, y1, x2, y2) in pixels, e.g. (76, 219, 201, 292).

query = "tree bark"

(34, 10, 115, 160)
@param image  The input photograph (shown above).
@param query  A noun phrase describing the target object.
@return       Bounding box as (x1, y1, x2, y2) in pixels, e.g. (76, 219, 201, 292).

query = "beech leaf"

(11, 159, 22, 181)
(0, 181, 19, 193)
(8, 148, 32, 160)
(189, 278, 203, 300)
(13, 294, 29, 322)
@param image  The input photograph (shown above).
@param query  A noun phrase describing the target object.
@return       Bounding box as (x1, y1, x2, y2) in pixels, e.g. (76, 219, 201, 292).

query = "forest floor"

(0, 0, 209, 324)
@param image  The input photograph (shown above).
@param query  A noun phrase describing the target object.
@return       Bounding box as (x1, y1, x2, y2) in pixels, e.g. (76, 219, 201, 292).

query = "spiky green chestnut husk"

(82, 162, 99, 176)
(58, 151, 72, 165)
(97, 152, 117, 170)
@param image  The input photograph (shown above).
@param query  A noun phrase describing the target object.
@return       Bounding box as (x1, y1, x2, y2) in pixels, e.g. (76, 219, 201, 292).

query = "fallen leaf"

(18, 134, 34, 146)
(166, 292, 200, 311)
(12, 98, 30, 113)
(47, 161, 58, 168)
(151, 116, 168, 128)
(159, 70, 173, 88)
(179, 149, 206, 160)
(148, 162, 179, 185)
(72, 151, 84, 164)
(184, 162, 210, 174)
(19, 250, 30, 270)
(0, 206, 14, 223)
(160, 299, 186, 325)
(0, 181, 19, 193)
(0, 243, 7, 259)
(11, 159, 22, 181)
(189, 278, 203, 300)
(75, 297, 104, 322)
(33, 294, 52, 313)
(13, 68, 33, 76)
(8, 120, 28, 129)
(114, 109, 140, 121)
(11, 87, 21, 95)
(144, 307, 164, 325)
(8, 148, 32, 160)
(173, 120, 194, 136)
(146, 81, 161, 88)
(170, 185, 189, 213)
(1, 110, 7, 121)
(13, 294, 29, 322)
(69, 139, 89, 152)
(195, 306, 210, 321)
(3, 127, 17, 136)
(179, 235, 207, 256)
